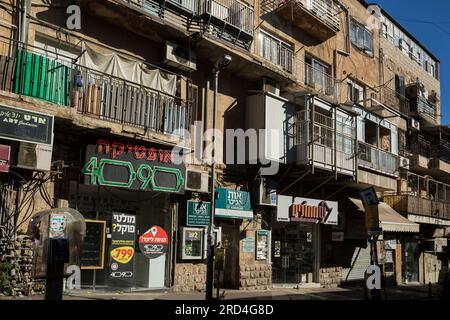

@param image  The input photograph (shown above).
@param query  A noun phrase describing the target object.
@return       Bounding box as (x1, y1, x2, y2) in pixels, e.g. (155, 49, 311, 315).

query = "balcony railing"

(0, 49, 191, 137)
(297, 60, 337, 99)
(379, 87, 410, 116)
(358, 141, 399, 176)
(384, 195, 450, 220)
(200, 0, 255, 35)
(263, 0, 340, 33)
(258, 32, 295, 73)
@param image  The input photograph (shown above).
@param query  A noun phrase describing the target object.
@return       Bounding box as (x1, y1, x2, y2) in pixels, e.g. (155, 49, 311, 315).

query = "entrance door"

(402, 241, 419, 283)
(272, 223, 316, 284)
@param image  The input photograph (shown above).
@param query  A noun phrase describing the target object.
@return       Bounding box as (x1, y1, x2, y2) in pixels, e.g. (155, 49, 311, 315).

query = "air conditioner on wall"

(399, 156, 410, 170)
(262, 78, 280, 96)
(184, 169, 209, 193)
(410, 118, 420, 131)
(16, 142, 52, 171)
(254, 178, 278, 206)
(164, 41, 197, 72)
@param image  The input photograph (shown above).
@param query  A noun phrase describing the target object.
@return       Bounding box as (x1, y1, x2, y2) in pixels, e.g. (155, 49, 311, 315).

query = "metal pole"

(206, 70, 219, 300)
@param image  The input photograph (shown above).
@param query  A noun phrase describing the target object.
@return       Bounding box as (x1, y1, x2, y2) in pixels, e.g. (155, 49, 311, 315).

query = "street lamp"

(205, 54, 232, 301)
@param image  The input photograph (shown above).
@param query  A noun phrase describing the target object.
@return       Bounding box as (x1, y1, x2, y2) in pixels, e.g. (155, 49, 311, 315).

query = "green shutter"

(14, 49, 72, 106)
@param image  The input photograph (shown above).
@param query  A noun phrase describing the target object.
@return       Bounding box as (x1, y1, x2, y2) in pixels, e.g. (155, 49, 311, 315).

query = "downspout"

(334, 106, 338, 180)
(310, 94, 315, 175)
(203, 77, 210, 161)
(20, 0, 31, 46)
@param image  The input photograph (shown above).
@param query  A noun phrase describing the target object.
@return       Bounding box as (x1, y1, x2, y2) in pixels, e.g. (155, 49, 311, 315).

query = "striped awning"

(349, 198, 420, 233)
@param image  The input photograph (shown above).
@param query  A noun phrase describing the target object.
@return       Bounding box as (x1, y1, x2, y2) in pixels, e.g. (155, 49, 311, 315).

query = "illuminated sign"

(82, 139, 185, 194)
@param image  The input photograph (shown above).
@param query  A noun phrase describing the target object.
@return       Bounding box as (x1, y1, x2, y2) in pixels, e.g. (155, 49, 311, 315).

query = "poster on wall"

(49, 214, 66, 238)
(82, 139, 185, 194)
(109, 212, 136, 280)
(256, 230, 269, 261)
(138, 226, 169, 259)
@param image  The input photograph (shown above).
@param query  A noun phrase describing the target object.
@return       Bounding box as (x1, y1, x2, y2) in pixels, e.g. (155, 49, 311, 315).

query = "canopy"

(349, 198, 420, 233)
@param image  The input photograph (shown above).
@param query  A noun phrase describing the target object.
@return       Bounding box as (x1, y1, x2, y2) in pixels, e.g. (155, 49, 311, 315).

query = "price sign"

(110, 246, 134, 264)
(109, 212, 136, 280)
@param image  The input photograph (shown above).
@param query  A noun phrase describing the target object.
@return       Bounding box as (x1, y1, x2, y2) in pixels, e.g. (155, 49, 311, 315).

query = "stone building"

(0, 0, 448, 295)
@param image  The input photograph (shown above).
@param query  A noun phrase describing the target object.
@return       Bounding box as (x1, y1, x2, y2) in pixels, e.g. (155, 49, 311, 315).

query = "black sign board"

(109, 212, 136, 281)
(82, 139, 185, 194)
(81, 220, 106, 270)
(0, 104, 53, 145)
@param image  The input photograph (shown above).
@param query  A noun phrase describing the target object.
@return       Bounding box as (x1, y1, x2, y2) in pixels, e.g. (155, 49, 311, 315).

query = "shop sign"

(215, 188, 253, 220)
(359, 187, 380, 232)
(0, 145, 11, 173)
(277, 195, 338, 225)
(138, 226, 169, 259)
(82, 139, 185, 194)
(187, 201, 211, 226)
(384, 240, 397, 250)
(110, 212, 136, 280)
(0, 104, 54, 146)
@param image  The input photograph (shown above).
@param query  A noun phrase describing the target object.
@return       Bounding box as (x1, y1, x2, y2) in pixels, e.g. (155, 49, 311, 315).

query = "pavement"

(0, 283, 447, 300)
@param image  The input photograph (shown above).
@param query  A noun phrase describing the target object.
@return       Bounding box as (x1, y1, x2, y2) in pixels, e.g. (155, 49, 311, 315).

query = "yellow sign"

(110, 246, 134, 264)
(365, 204, 380, 230)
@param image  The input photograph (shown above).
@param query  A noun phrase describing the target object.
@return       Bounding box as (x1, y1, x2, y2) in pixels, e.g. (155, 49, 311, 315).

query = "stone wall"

(239, 264, 272, 290)
(0, 227, 44, 297)
(173, 263, 207, 292)
(319, 267, 342, 288)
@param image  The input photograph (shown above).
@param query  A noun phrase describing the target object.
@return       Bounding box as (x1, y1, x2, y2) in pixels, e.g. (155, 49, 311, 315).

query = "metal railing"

(200, 0, 255, 35)
(384, 195, 450, 220)
(379, 86, 410, 116)
(358, 141, 399, 176)
(258, 32, 295, 73)
(0, 49, 191, 137)
(298, 60, 336, 98)
(265, 0, 340, 32)
(416, 96, 437, 121)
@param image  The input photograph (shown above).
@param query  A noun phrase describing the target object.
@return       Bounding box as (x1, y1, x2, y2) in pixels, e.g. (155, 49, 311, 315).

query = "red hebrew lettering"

(147, 148, 157, 161)
(134, 145, 146, 159)
(112, 142, 125, 159)
(97, 139, 110, 154)
(158, 150, 164, 162)
(126, 144, 134, 154)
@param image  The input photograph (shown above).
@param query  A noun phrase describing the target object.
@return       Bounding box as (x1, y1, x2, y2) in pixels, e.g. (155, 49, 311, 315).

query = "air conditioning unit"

(254, 178, 277, 206)
(410, 118, 420, 131)
(164, 41, 197, 72)
(399, 156, 410, 170)
(185, 169, 209, 193)
(262, 78, 280, 96)
(16, 142, 52, 171)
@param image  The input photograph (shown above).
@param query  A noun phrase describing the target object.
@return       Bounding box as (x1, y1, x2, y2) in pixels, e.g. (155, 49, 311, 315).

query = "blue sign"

(215, 188, 253, 220)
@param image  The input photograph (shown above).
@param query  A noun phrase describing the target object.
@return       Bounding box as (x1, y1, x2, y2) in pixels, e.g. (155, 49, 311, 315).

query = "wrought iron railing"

(0, 49, 191, 137)
(379, 86, 410, 116)
(358, 141, 399, 176)
(416, 96, 437, 121)
(299, 60, 336, 99)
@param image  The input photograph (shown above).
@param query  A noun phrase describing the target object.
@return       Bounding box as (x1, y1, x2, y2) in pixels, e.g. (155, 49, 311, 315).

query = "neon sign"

(82, 139, 185, 194)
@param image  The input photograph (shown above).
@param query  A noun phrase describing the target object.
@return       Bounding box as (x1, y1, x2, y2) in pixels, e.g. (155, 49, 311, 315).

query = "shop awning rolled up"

(349, 198, 420, 233)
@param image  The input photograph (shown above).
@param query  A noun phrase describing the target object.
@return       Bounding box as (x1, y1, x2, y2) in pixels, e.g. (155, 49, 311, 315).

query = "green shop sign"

(82, 139, 185, 194)
(215, 188, 253, 220)
(187, 201, 211, 226)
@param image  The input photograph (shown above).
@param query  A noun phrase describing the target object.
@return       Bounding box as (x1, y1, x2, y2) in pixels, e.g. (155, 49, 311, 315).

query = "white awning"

(349, 198, 420, 233)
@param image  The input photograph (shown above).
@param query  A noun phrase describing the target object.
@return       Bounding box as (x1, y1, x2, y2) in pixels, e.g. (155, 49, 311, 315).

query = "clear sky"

(374, 0, 450, 125)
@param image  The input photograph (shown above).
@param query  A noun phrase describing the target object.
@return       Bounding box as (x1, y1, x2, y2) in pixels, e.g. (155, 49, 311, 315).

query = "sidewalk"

(0, 283, 445, 300)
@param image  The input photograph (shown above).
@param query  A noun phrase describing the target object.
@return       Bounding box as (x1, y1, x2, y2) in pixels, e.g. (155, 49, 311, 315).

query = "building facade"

(0, 0, 448, 295)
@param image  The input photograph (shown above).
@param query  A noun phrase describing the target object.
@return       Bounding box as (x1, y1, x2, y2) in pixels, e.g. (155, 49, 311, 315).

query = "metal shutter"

(341, 242, 371, 282)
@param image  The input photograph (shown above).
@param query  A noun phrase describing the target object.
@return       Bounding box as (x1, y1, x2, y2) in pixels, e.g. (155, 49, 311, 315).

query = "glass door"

(402, 241, 419, 283)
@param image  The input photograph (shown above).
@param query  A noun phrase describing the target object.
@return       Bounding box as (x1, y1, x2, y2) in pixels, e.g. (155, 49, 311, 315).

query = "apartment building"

(0, 0, 447, 294)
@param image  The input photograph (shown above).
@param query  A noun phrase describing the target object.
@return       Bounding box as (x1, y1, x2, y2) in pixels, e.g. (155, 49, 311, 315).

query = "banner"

(109, 212, 136, 280)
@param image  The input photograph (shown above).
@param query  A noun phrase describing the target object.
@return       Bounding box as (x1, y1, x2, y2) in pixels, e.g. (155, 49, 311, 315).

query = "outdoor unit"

(164, 41, 197, 71)
(184, 169, 209, 193)
(262, 78, 280, 96)
(254, 178, 278, 206)
(16, 142, 52, 171)
(410, 118, 420, 131)
(399, 156, 410, 170)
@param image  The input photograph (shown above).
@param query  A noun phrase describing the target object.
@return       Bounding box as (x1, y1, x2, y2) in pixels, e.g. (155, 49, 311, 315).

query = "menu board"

(256, 230, 270, 261)
(81, 220, 106, 269)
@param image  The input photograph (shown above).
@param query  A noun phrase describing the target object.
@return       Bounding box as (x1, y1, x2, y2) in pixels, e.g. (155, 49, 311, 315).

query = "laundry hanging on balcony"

(79, 43, 177, 96)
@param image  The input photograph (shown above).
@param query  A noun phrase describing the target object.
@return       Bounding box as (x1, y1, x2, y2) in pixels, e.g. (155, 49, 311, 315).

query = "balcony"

(295, 109, 356, 177)
(296, 59, 337, 101)
(378, 86, 410, 116)
(0, 48, 192, 138)
(384, 195, 450, 221)
(358, 141, 399, 177)
(262, 0, 340, 41)
(406, 84, 438, 125)
(257, 32, 295, 74)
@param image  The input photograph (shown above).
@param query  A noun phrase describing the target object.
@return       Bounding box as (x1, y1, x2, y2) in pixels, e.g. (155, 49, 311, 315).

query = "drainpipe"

(310, 94, 315, 175)
(334, 105, 338, 180)
(20, 0, 31, 46)
(203, 77, 210, 161)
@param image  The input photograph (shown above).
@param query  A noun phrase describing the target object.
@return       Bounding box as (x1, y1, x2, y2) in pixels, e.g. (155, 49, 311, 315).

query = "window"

(395, 75, 406, 97)
(305, 56, 332, 94)
(350, 18, 373, 54)
(258, 31, 294, 73)
(347, 79, 365, 105)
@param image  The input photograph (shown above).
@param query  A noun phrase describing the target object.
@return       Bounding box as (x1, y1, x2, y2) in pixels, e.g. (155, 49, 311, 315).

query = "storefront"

(70, 137, 185, 290)
(273, 195, 339, 286)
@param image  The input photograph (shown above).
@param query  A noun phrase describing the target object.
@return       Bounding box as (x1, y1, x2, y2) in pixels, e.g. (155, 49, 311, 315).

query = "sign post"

(359, 187, 382, 300)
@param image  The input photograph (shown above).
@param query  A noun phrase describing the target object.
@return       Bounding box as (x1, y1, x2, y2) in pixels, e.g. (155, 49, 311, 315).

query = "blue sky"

(374, 0, 450, 125)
